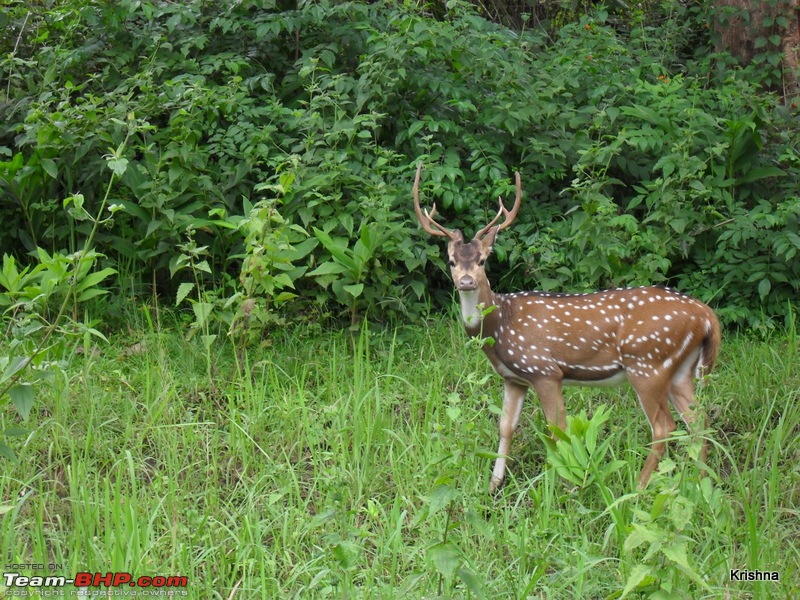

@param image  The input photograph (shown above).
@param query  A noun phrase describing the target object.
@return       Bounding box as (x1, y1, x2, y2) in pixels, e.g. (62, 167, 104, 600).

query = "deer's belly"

(562, 369, 628, 387)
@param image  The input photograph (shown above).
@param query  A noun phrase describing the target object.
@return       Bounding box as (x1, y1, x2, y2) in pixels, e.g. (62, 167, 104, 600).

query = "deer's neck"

(458, 282, 500, 338)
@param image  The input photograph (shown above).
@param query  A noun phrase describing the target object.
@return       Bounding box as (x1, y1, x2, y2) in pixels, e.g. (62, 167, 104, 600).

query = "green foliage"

(0, 247, 114, 432)
(415, 379, 499, 599)
(1, 0, 799, 329)
(310, 224, 391, 326)
(2, 321, 798, 596)
(236, 193, 317, 330)
(544, 405, 627, 488)
(1, 247, 116, 316)
(708, 0, 797, 93)
(621, 475, 716, 598)
(0, 146, 123, 459)
(511, 19, 798, 325)
(170, 227, 229, 350)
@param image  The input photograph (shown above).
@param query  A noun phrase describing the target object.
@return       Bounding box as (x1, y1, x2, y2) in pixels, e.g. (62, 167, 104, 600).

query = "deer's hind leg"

(628, 374, 676, 488)
(531, 377, 567, 432)
(669, 363, 708, 467)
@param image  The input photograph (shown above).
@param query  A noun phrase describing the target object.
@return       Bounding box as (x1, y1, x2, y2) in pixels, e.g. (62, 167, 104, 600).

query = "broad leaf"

(0, 442, 17, 462)
(192, 302, 213, 328)
(106, 156, 129, 176)
(40, 158, 58, 179)
(428, 483, 459, 517)
(343, 283, 364, 298)
(9, 384, 35, 421)
(620, 564, 655, 599)
(458, 566, 488, 599)
(308, 261, 349, 276)
(176, 282, 195, 306)
(428, 542, 460, 581)
(2, 356, 29, 382)
(736, 166, 785, 185)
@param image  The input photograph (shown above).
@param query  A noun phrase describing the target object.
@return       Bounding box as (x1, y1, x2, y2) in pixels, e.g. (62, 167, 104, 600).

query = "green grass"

(1, 315, 799, 598)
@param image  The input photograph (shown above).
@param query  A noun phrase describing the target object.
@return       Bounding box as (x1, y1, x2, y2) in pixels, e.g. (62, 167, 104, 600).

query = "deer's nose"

(458, 275, 477, 291)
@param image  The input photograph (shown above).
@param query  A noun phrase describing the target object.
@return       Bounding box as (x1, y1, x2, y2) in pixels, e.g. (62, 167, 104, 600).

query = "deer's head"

(413, 162, 522, 293)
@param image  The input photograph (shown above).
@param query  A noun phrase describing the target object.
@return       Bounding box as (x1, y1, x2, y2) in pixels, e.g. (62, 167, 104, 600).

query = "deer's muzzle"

(458, 275, 477, 291)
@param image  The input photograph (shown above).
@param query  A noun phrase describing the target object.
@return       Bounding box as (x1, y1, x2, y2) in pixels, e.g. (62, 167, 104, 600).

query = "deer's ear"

(480, 226, 499, 248)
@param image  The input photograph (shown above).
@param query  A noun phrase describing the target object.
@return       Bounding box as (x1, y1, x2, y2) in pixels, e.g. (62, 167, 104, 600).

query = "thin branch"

(6, 11, 31, 102)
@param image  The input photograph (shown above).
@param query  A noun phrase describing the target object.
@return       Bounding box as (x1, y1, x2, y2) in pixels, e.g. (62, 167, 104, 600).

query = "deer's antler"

(474, 171, 522, 241)
(413, 163, 461, 240)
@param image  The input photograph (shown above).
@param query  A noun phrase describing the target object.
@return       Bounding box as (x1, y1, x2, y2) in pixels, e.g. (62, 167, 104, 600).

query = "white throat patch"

(458, 290, 482, 328)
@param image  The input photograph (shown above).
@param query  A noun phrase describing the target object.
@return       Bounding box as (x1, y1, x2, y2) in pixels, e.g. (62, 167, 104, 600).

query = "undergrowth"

(1, 316, 797, 598)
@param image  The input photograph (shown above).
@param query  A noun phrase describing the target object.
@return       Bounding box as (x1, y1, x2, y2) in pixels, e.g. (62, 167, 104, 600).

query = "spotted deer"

(413, 163, 721, 492)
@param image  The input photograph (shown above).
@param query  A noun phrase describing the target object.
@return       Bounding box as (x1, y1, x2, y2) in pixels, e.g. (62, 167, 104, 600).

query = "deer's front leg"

(490, 380, 528, 493)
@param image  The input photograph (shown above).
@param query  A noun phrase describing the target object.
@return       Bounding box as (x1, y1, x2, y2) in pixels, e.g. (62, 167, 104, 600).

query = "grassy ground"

(1, 313, 798, 598)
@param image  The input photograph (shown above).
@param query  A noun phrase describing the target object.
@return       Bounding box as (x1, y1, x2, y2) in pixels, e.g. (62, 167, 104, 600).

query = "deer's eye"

(478, 259, 485, 267)
(449, 260, 456, 267)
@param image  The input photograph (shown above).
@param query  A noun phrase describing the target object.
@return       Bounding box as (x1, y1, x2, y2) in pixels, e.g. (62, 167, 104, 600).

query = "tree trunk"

(713, 0, 800, 98)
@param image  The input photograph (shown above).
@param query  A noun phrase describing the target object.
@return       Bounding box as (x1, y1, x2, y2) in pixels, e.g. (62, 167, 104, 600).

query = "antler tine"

(473, 198, 505, 239)
(496, 171, 523, 232)
(413, 162, 458, 239)
(475, 171, 523, 240)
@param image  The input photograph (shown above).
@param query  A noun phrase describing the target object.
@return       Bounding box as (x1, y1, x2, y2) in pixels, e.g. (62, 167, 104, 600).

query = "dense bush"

(1, 0, 798, 331)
